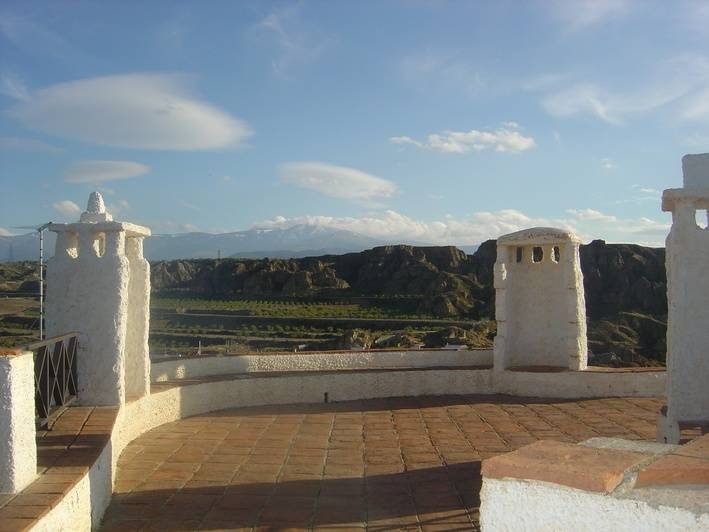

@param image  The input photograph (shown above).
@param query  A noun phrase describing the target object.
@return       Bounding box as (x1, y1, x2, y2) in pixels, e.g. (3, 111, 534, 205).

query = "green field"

(0, 293, 489, 354)
(149, 294, 485, 355)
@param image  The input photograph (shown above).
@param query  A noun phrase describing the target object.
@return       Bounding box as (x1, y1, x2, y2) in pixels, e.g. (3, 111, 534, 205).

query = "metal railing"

(26, 333, 79, 428)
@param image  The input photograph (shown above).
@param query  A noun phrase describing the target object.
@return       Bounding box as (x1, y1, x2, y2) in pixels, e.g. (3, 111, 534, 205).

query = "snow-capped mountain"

(0, 225, 388, 262)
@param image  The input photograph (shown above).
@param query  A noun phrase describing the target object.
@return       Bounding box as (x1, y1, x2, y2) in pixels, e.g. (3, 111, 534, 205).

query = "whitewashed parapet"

(493, 227, 587, 371)
(658, 153, 709, 444)
(46, 192, 151, 407)
(0, 349, 37, 493)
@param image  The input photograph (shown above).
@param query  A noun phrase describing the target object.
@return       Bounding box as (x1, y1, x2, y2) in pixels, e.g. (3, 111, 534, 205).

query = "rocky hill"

(0, 240, 668, 365)
(150, 240, 667, 365)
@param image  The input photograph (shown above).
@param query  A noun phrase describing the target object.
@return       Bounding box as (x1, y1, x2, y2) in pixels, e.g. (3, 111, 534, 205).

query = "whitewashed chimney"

(493, 227, 587, 371)
(45, 192, 151, 406)
(658, 153, 709, 443)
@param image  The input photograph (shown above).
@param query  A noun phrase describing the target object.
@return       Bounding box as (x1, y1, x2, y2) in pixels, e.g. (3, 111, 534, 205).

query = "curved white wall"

(151, 349, 494, 382)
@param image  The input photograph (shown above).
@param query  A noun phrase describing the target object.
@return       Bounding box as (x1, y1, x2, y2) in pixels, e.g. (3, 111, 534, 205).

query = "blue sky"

(1, 0, 708, 246)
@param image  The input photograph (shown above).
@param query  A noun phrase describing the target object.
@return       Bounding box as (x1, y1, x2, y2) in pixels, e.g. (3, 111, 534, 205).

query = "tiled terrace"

(99, 394, 664, 531)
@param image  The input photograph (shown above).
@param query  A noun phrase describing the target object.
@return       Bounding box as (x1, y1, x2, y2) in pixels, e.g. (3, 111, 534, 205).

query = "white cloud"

(0, 72, 29, 101)
(541, 55, 709, 124)
(252, 5, 330, 77)
(601, 158, 615, 169)
(615, 185, 662, 205)
(280, 162, 397, 200)
(542, 84, 619, 123)
(549, 0, 630, 32)
(52, 200, 81, 217)
(680, 87, 709, 122)
(566, 208, 617, 222)
(179, 223, 199, 233)
(255, 207, 670, 247)
(684, 133, 709, 148)
(0, 227, 11, 236)
(0, 11, 86, 62)
(64, 160, 149, 184)
(400, 49, 487, 96)
(8, 73, 252, 150)
(390, 126, 535, 153)
(0, 136, 61, 153)
(541, 81, 694, 124)
(105, 199, 130, 217)
(632, 185, 660, 195)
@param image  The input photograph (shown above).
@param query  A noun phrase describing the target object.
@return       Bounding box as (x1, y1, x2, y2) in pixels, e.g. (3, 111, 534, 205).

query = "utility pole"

(12, 222, 53, 339)
(37, 222, 52, 340)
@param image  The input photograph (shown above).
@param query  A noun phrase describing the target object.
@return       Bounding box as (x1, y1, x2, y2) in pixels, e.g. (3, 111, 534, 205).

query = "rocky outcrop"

(146, 241, 668, 364)
(580, 240, 666, 318)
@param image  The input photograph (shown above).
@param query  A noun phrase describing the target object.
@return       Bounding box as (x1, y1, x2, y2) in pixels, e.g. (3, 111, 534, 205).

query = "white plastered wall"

(124, 237, 150, 400)
(494, 228, 587, 371)
(46, 193, 151, 407)
(480, 478, 709, 531)
(0, 351, 37, 493)
(659, 153, 709, 443)
(151, 349, 494, 382)
(46, 228, 130, 406)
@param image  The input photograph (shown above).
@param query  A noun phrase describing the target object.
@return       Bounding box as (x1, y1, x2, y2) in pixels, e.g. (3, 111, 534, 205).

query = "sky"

(1, 0, 708, 247)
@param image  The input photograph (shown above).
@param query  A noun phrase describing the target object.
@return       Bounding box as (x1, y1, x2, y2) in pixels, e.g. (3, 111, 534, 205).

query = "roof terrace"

(1, 155, 709, 531)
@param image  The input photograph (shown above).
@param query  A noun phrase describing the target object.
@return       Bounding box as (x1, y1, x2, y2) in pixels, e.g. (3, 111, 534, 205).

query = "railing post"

(0, 349, 37, 493)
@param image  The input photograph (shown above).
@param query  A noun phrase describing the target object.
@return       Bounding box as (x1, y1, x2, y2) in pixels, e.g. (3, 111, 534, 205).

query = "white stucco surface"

(0, 352, 36, 493)
(124, 237, 150, 400)
(494, 227, 587, 371)
(151, 349, 493, 382)
(682, 153, 709, 188)
(494, 368, 665, 398)
(46, 193, 151, 407)
(480, 478, 709, 532)
(659, 155, 709, 443)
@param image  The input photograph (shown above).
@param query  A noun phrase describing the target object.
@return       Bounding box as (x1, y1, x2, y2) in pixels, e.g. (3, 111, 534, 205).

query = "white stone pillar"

(492, 250, 509, 371)
(658, 153, 709, 443)
(493, 228, 588, 371)
(0, 350, 37, 493)
(45, 192, 151, 407)
(124, 237, 151, 400)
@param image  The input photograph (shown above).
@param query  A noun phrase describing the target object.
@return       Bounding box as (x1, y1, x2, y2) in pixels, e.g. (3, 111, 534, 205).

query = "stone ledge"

(481, 439, 650, 493)
(0, 406, 117, 529)
(150, 365, 494, 391)
(0, 349, 26, 357)
(635, 434, 709, 488)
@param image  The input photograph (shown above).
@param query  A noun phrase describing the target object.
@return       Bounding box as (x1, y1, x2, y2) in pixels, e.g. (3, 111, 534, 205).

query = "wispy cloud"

(548, 0, 631, 32)
(9, 73, 252, 150)
(252, 5, 330, 77)
(179, 223, 199, 233)
(541, 54, 709, 124)
(601, 158, 615, 169)
(0, 136, 61, 153)
(178, 199, 202, 212)
(613, 185, 663, 206)
(390, 125, 535, 153)
(0, 72, 29, 101)
(400, 49, 487, 96)
(65, 160, 150, 184)
(52, 200, 81, 218)
(255, 206, 670, 246)
(280, 162, 397, 200)
(566, 208, 617, 222)
(0, 10, 87, 62)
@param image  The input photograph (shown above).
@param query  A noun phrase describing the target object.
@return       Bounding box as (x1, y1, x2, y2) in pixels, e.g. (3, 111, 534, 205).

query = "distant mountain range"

(1, 224, 448, 261)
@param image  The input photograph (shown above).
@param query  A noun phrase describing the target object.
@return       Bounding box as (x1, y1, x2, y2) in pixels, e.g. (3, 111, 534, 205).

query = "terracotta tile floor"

(100, 395, 662, 531)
